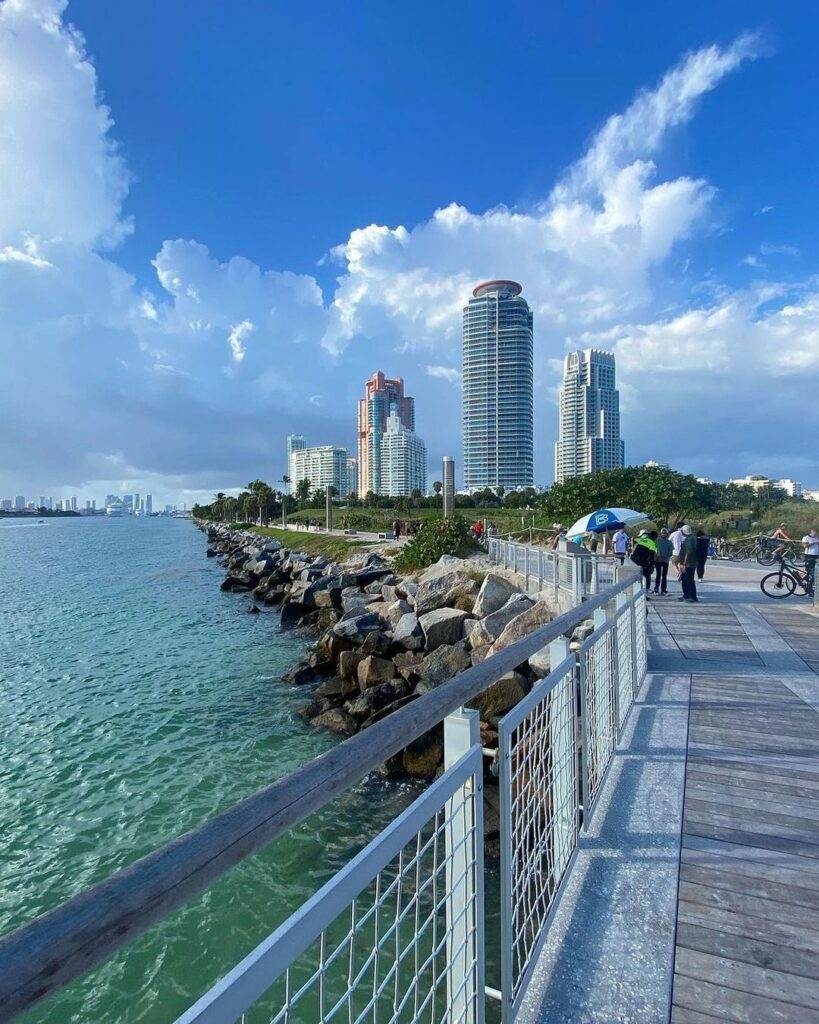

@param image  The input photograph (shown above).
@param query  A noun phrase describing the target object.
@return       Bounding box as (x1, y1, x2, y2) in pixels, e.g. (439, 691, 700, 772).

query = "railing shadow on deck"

(0, 573, 647, 1024)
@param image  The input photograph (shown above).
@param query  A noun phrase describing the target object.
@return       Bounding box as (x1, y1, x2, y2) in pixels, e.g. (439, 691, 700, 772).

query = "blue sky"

(1, 0, 818, 504)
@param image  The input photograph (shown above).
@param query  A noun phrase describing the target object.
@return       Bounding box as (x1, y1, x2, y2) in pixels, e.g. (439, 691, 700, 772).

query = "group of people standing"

(391, 519, 421, 541)
(622, 525, 711, 603)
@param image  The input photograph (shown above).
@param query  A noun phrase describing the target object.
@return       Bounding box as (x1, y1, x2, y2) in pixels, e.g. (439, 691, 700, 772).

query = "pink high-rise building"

(358, 372, 415, 496)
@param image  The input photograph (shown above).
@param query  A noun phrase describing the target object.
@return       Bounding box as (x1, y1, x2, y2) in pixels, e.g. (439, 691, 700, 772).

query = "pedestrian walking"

(654, 528, 673, 595)
(631, 529, 657, 593)
(678, 525, 699, 603)
(696, 529, 710, 581)
(392, 518, 401, 541)
(669, 523, 685, 580)
(803, 528, 818, 590)
(613, 526, 629, 565)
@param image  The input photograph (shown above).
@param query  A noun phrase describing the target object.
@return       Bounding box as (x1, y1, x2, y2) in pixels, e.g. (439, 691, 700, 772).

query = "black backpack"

(630, 542, 653, 568)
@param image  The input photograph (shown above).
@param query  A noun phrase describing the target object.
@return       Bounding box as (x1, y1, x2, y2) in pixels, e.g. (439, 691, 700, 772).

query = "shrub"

(394, 515, 475, 572)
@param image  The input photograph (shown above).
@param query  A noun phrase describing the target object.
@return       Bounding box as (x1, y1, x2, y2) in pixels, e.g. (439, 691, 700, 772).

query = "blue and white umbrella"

(565, 507, 648, 538)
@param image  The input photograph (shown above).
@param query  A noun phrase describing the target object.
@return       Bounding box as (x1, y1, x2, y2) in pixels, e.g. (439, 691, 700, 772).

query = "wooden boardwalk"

(650, 597, 819, 1024)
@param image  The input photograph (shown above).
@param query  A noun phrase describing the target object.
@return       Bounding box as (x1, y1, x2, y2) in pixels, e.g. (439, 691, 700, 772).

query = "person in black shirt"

(695, 529, 710, 581)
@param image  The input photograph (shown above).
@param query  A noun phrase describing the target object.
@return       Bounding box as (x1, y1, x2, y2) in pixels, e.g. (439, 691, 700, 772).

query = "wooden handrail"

(0, 575, 639, 1020)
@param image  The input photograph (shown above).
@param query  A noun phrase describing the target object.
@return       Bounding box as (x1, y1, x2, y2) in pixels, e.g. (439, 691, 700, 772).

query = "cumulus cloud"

(425, 365, 461, 385)
(1, 2, 813, 497)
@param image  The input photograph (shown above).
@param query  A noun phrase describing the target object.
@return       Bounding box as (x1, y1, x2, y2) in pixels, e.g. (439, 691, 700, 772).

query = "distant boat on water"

(105, 501, 127, 517)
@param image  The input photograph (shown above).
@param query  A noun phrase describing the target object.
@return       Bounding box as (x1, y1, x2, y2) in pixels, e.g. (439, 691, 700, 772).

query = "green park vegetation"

(394, 515, 477, 573)
(226, 523, 364, 561)
(194, 465, 817, 556)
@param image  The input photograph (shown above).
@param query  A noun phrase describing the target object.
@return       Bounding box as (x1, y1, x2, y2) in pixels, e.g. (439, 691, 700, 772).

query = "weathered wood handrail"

(0, 574, 639, 1021)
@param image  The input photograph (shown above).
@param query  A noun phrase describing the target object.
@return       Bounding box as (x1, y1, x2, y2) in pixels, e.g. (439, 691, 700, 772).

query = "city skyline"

(3, 4, 819, 500)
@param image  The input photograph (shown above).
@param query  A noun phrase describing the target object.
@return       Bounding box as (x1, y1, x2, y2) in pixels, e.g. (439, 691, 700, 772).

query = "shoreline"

(200, 519, 594, 852)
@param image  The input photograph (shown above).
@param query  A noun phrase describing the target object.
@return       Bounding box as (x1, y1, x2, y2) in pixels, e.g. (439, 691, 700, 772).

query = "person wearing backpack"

(654, 528, 673, 595)
(631, 529, 657, 593)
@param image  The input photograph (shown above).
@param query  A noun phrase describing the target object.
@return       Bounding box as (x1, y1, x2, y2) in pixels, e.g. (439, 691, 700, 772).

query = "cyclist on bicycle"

(771, 522, 791, 559)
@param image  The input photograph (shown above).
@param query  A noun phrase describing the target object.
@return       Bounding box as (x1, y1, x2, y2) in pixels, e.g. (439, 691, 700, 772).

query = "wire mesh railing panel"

(614, 605, 635, 730)
(498, 656, 578, 1019)
(579, 623, 617, 813)
(633, 589, 647, 688)
(176, 749, 484, 1024)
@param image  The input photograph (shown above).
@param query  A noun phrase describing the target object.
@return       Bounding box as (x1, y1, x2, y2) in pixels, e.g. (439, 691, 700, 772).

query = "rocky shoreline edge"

(200, 520, 595, 799)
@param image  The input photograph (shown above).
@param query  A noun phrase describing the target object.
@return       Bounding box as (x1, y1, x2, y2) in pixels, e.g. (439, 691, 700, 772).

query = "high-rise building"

(358, 372, 415, 496)
(289, 444, 353, 495)
(379, 412, 427, 497)
(462, 280, 534, 491)
(287, 434, 306, 464)
(38, 496, 45, 509)
(145, 494, 152, 515)
(344, 457, 358, 499)
(442, 456, 455, 517)
(14, 495, 25, 510)
(554, 349, 625, 483)
(134, 493, 140, 513)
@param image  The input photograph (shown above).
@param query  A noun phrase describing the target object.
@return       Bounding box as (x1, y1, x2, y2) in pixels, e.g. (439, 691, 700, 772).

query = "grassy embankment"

(701, 500, 818, 538)
(285, 506, 547, 536)
(227, 524, 366, 562)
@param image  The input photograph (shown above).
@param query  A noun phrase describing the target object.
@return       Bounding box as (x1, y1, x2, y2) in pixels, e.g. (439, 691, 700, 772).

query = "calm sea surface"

(0, 516, 419, 1023)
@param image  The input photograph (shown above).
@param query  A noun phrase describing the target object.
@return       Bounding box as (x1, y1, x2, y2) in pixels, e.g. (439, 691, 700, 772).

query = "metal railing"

(486, 537, 619, 601)
(0, 577, 647, 1024)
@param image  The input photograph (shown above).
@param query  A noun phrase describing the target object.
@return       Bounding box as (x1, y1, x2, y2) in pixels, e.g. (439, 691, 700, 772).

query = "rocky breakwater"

(201, 522, 595, 857)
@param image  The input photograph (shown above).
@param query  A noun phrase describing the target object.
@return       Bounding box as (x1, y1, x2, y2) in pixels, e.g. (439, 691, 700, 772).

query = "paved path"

(518, 561, 819, 1024)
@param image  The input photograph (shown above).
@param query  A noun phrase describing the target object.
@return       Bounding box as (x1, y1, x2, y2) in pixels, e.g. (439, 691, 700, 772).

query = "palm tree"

(213, 491, 226, 521)
(433, 481, 443, 508)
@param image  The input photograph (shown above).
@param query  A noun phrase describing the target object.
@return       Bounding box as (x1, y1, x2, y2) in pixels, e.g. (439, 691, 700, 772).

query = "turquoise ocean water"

(0, 516, 418, 1022)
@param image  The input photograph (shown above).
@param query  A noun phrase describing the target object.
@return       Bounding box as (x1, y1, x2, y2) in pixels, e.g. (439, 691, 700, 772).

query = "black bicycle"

(760, 557, 815, 599)
(757, 537, 806, 567)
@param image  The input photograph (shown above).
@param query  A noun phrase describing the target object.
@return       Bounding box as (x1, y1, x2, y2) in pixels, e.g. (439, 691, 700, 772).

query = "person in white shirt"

(803, 529, 818, 589)
(669, 525, 685, 579)
(613, 528, 629, 564)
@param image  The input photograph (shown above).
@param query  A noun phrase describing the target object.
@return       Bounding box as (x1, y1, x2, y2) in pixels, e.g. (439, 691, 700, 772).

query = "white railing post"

(444, 709, 485, 1024)
(590, 557, 599, 596)
(572, 558, 582, 606)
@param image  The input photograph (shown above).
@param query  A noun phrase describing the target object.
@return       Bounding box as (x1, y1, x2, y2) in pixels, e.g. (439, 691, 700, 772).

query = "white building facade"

(289, 444, 352, 495)
(554, 349, 625, 483)
(379, 413, 427, 497)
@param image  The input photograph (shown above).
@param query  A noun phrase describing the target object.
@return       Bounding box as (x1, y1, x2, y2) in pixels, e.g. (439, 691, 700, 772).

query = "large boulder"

(357, 655, 395, 690)
(347, 680, 408, 718)
(414, 571, 478, 616)
(394, 612, 424, 651)
(337, 648, 363, 684)
(386, 599, 413, 627)
(402, 730, 444, 776)
(491, 601, 553, 654)
(281, 662, 315, 686)
(360, 693, 419, 729)
(417, 641, 471, 686)
(468, 594, 533, 648)
(467, 671, 527, 720)
(333, 613, 381, 643)
(419, 607, 471, 651)
(528, 646, 552, 678)
(312, 707, 358, 737)
(220, 575, 250, 593)
(571, 619, 595, 645)
(473, 573, 521, 618)
(280, 601, 312, 629)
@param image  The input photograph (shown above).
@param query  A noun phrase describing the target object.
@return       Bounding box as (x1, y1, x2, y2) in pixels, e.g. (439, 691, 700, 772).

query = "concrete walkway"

(517, 561, 819, 1024)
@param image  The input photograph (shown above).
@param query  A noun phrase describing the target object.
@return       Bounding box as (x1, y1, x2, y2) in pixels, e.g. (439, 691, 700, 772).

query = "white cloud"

(741, 254, 765, 268)
(759, 242, 799, 256)
(3, 4, 814, 497)
(227, 320, 253, 363)
(425, 365, 461, 385)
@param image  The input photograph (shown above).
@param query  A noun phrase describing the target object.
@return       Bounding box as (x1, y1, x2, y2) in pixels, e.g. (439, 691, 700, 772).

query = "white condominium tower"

(379, 412, 427, 497)
(462, 280, 534, 491)
(554, 349, 625, 483)
(288, 443, 352, 495)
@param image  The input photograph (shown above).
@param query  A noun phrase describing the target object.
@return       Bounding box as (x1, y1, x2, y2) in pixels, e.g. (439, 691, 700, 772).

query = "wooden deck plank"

(682, 834, 819, 880)
(672, 974, 819, 1023)
(675, 920, 819, 981)
(678, 879, 819, 930)
(675, 947, 819, 1008)
(679, 861, 819, 909)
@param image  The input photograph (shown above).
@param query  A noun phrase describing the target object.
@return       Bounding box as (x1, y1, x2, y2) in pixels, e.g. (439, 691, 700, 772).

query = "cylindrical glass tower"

(462, 280, 534, 491)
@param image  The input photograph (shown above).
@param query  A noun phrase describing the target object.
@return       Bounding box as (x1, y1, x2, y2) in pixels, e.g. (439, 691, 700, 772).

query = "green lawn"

(228, 524, 366, 561)
(285, 506, 547, 536)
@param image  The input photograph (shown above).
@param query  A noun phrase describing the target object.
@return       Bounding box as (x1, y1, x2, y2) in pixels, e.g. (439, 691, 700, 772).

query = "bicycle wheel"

(761, 571, 796, 598)
(758, 548, 776, 566)
(729, 547, 744, 561)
